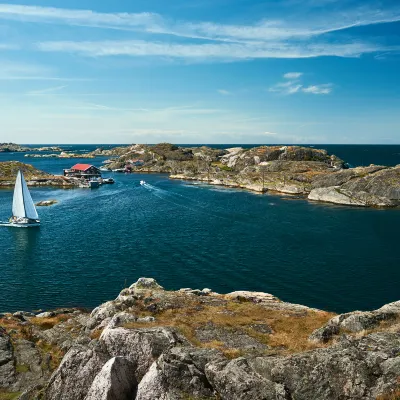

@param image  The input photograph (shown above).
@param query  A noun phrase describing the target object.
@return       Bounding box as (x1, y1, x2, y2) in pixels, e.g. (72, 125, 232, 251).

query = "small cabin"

(63, 164, 101, 179)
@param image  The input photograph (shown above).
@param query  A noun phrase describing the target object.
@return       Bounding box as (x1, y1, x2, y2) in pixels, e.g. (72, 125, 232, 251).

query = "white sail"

(12, 171, 39, 220)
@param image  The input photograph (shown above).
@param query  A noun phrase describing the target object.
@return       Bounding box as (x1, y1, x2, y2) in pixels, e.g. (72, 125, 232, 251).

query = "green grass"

(0, 391, 22, 400)
(16, 364, 30, 373)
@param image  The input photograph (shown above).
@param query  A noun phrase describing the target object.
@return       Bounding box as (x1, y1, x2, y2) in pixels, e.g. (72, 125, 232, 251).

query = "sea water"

(0, 145, 399, 313)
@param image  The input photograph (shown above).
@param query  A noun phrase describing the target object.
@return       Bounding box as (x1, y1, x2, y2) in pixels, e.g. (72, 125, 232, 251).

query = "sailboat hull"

(0, 222, 40, 228)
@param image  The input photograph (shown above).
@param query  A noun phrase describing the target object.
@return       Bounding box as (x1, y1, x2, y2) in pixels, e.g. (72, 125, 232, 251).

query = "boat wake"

(140, 182, 233, 220)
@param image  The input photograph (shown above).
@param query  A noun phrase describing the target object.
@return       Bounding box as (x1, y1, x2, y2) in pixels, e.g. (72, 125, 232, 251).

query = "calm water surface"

(0, 145, 399, 313)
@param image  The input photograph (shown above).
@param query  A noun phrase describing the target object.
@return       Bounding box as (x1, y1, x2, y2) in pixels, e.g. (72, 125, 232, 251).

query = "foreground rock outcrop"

(1, 277, 400, 399)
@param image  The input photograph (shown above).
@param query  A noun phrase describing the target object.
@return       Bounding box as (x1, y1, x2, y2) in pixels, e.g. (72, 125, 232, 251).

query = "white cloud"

(1, 3, 400, 44)
(27, 85, 67, 95)
(287, 84, 303, 94)
(283, 72, 302, 79)
(36, 39, 391, 60)
(263, 131, 278, 135)
(270, 76, 333, 95)
(0, 3, 399, 62)
(302, 84, 332, 94)
(218, 89, 231, 95)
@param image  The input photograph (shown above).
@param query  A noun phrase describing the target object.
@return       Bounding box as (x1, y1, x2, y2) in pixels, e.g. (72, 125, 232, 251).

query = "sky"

(0, 0, 399, 144)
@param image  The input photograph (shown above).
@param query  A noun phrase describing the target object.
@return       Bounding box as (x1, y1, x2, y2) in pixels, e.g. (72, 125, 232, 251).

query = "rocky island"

(98, 143, 400, 208)
(0, 277, 399, 399)
(0, 144, 63, 153)
(0, 162, 80, 188)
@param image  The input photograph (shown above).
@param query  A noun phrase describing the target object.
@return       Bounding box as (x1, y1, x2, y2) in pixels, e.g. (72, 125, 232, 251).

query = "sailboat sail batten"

(12, 171, 39, 220)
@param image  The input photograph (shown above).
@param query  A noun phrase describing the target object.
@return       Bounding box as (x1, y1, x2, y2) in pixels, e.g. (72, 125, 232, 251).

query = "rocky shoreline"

(1, 277, 400, 399)
(95, 143, 400, 208)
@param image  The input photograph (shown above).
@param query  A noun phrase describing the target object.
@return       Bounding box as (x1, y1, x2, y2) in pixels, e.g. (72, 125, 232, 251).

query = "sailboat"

(5, 170, 40, 227)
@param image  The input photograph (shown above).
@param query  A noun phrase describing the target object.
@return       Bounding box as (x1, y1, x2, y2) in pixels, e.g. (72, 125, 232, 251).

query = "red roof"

(71, 163, 94, 171)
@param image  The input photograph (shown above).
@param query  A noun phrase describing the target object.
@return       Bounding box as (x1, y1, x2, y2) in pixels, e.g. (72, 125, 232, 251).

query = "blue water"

(0, 145, 399, 314)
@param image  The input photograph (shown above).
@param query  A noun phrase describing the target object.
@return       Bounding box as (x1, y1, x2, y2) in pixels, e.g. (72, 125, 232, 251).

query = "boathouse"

(63, 164, 101, 179)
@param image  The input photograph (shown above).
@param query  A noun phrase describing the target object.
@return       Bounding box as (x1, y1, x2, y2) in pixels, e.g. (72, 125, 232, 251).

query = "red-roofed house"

(63, 164, 101, 179)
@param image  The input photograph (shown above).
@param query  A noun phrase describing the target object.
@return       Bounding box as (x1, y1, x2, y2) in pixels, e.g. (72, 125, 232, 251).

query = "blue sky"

(0, 0, 399, 144)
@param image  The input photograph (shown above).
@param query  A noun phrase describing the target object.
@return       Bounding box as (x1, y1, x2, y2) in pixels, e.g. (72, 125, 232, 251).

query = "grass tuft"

(29, 314, 70, 330)
(15, 364, 30, 373)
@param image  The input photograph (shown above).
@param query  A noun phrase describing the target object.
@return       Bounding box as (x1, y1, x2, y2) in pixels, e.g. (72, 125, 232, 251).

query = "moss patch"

(15, 363, 30, 373)
(0, 391, 22, 400)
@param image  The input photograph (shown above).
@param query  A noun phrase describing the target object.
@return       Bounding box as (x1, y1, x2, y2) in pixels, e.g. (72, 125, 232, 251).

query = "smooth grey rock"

(186, 289, 206, 296)
(309, 323, 340, 343)
(0, 327, 15, 387)
(195, 322, 268, 353)
(13, 311, 35, 319)
(309, 302, 400, 343)
(135, 362, 168, 400)
(206, 357, 284, 400)
(45, 344, 110, 400)
(85, 357, 137, 400)
(226, 290, 315, 312)
(129, 277, 164, 291)
(100, 327, 189, 379)
(12, 339, 46, 391)
(87, 301, 120, 329)
(137, 316, 155, 323)
(36, 311, 55, 318)
(378, 300, 400, 314)
(251, 333, 400, 400)
(137, 347, 222, 400)
(308, 186, 395, 207)
(107, 312, 137, 329)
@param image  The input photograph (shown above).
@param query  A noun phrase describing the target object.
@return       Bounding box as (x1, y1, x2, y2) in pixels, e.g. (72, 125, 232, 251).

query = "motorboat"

(140, 180, 146, 185)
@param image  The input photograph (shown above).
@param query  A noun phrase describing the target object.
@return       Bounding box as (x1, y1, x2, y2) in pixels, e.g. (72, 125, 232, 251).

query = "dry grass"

(90, 329, 103, 340)
(29, 314, 70, 330)
(377, 389, 400, 400)
(124, 299, 334, 355)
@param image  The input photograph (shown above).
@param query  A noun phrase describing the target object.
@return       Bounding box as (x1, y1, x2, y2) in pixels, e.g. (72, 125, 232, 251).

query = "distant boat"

(102, 178, 114, 184)
(140, 180, 146, 185)
(4, 170, 40, 228)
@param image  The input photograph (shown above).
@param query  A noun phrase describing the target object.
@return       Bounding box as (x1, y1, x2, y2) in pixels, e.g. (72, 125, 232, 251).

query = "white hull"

(0, 222, 40, 228)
